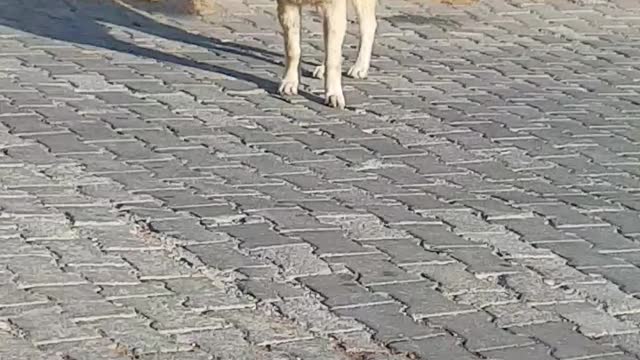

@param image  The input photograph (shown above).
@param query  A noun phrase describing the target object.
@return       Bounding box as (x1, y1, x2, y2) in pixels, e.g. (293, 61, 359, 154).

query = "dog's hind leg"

(278, 0, 302, 95)
(322, 0, 347, 108)
(348, 0, 377, 79)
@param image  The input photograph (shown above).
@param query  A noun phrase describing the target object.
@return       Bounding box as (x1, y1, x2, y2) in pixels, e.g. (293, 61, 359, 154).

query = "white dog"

(276, 0, 377, 109)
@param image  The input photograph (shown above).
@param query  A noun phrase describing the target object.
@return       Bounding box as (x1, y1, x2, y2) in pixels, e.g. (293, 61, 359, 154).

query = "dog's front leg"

(348, 0, 377, 79)
(278, 0, 302, 96)
(322, 0, 347, 109)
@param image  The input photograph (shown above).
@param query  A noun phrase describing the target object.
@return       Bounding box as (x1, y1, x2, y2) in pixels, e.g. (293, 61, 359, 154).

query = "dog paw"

(324, 91, 345, 109)
(312, 64, 325, 79)
(278, 78, 299, 96)
(347, 63, 369, 79)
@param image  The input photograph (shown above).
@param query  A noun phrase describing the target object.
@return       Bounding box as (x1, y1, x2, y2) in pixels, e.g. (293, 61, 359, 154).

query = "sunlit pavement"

(1, 0, 640, 358)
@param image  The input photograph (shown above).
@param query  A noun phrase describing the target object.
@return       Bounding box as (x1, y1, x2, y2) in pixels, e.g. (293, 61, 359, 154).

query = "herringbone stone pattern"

(1, 0, 640, 359)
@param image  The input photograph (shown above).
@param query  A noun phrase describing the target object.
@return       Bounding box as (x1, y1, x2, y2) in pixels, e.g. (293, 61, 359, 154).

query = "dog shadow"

(0, 0, 320, 103)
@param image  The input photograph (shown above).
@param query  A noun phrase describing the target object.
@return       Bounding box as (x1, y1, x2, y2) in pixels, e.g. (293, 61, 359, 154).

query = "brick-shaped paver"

(1, 0, 640, 358)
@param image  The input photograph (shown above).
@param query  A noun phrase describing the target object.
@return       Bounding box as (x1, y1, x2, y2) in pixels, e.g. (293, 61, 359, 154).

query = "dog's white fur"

(277, 0, 377, 109)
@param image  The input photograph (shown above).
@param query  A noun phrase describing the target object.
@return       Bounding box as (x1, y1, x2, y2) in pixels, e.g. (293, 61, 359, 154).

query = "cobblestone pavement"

(1, 0, 640, 359)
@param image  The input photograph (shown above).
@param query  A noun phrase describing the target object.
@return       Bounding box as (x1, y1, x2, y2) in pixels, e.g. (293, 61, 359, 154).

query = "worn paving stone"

(300, 272, 390, 308)
(1, 0, 640, 358)
(481, 343, 556, 360)
(389, 335, 480, 360)
(333, 303, 444, 343)
(513, 322, 626, 360)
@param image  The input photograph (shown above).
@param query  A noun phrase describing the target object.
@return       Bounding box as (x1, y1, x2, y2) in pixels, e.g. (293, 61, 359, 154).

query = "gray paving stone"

(598, 334, 640, 359)
(176, 327, 277, 359)
(540, 302, 638, 337)
(79, 267, 140, 286)
(238, 279, 305, 301)
(389, 335, 480, 360)
(370, 281, 476, 319)
(277, 296, 368, 334)
(334, 303, 443, 343)
(535, 241, 629, 268)
(40, 338, 129, 360)
(221, 223, 303, 249)
(296, 230, 373, 256)
(429, 312, 534, 352)
(102, 141, 173, 162)
(596, 211, 640, 236)
(566, 227, 640, 252)
(387, 193, 461, 212)
(0, 332, 50, 360)
(115, 296, 226, 332)
(366, 204, 438, 226)
(92, 317, 189, 354)
(1, 0, 640, 358)
(117, 250, 195, 280)
(407, 262, 499, 295)
(136, 350, 215, 360)
(300, 273, 390, 308)
(481, 343, 555, 360)
(0, 282, 50, 308)
(6, 256, 87, 288)
(43, 239, 127, 267)
(326, 253, 422, 286)
(186, 242, 266, 271)
(368, 238, 447, 265)
(10, 306, 99, 345)
(0, 114, 58, 134)
(503, 272, 583, 305)
(63, 300, 136, 322)
(513, 322, 625, 360)
(138, 189, 216, 208)
(486, 302, 560, 328)
(524, 203, 609, 229)
(586, 266, 640, 294)
(255, 208, 339, 233)
(257, 143, 334, 164)
(399, 224, 472, 248)
(448, 247, 520, 277)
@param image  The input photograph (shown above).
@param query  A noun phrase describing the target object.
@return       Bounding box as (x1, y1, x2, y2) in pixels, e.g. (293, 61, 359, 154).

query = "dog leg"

(278, 0, 302, 96)
(312, 6, 325, 79)
(348, 0, 376, 79)
(322, 0, 347, 108)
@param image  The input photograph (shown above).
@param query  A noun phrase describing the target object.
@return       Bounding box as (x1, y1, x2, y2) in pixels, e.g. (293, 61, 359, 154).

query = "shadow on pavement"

(0, 0, 318, 101)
